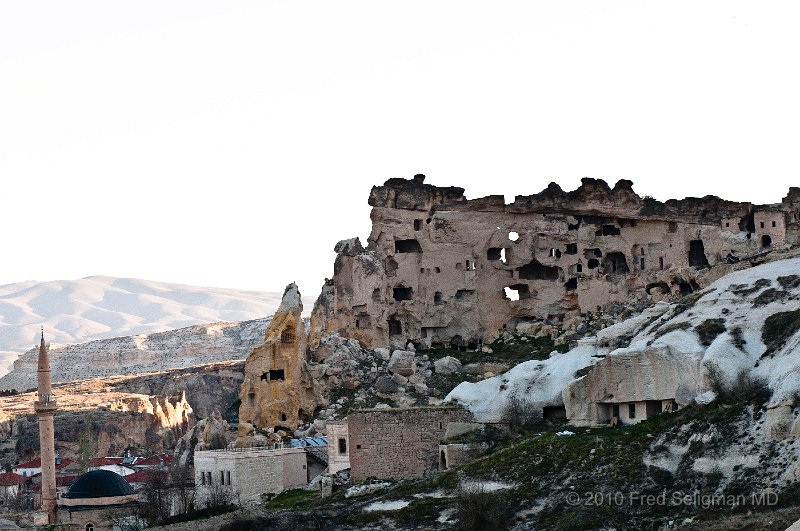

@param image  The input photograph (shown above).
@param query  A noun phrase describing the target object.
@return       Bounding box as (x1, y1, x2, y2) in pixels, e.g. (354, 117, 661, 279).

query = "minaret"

(33, 329, 57, 524)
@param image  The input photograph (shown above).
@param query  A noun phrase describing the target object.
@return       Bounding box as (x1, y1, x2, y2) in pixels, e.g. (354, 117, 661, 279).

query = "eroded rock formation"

(310, 175, 800, 351)
(238, 284, 322, 438)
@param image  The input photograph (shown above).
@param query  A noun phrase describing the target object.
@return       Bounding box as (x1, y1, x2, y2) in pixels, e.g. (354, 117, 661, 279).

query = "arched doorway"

(762, 234, 772, 248)
(439, 450, 447, 470)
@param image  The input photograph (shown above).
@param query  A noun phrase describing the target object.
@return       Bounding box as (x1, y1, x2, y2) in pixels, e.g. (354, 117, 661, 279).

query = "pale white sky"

(1, 1, 798, 294)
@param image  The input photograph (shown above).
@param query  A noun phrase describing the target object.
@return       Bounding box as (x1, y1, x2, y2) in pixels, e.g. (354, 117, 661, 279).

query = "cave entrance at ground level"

(542, 405, 566, 420)
(688, 240, 709, 268)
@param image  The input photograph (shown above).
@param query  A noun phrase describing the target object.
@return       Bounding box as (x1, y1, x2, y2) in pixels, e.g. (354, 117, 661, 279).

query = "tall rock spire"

(34, 328, 57, 524)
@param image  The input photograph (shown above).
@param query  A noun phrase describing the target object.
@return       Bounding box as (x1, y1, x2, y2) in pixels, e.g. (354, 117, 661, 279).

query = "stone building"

(326, 421, 351, 475)
(563, 347, 702, 427)
(238, 284, 322, 435)
(194, 445, 311, 506)
(309, 176, 800, 351)
(57, 470, 141, 531)
(347, 406, 474, 482)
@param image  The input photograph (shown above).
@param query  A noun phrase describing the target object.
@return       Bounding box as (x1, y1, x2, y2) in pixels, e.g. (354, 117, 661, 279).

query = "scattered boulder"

(387, 350, 416, 376)
(375, 375, 399, 394)
(434, 356, 462, 375)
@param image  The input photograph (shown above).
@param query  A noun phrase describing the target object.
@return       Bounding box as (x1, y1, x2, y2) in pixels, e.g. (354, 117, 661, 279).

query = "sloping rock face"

(0, 318, 269, 391)
(238, 284, 322, 436)
(310, 175, 800, 350)
(174, 410, 231, 467)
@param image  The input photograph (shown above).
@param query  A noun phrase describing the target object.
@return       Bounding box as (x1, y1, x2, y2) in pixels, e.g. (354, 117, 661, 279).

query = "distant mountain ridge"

(0, 318, 270, 391)
(0, 276, 309, 375)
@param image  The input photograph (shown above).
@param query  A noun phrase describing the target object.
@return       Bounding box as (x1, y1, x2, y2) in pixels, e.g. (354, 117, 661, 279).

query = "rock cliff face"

(310, 175, 800, 351)
(238, 284, 322, 438)
(0, 360, 243, 462)
(0, 318, 269, 391)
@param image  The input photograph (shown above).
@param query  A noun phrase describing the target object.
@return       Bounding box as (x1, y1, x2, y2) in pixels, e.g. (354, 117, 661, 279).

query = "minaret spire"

(34, 328, 57, 524)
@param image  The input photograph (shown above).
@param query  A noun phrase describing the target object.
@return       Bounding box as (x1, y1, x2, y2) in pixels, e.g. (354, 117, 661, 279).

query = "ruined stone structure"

(238, 284, 321, 435)
(310, 175, 800, 350)
(34, 331, 57, 524)
(563, 347, 703, 427)
(347, 406, 474, 481)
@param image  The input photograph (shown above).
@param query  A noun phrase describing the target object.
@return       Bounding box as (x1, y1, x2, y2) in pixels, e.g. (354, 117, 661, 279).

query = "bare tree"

(501, 392, 541, 433)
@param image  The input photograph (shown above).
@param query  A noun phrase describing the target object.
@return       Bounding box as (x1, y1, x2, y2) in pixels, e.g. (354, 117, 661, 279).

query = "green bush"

(455, 486, 512, 531)
(705, 361, 771, 405)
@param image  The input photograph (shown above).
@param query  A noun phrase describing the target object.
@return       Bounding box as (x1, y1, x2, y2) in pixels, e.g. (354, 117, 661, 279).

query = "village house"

(0, 473, 27, 506)
(194, 438, 327, 507)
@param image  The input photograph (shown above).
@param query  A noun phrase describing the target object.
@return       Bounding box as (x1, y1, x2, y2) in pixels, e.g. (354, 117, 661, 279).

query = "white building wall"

(326, 422, 351, 475)
(194, 447, 309, 507)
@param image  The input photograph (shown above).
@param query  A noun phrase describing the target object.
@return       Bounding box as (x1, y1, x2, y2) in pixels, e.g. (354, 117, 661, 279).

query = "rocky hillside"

(0, 318, 268, 391)
(447, 255, 800, 423)
(0, 275, 296, 375)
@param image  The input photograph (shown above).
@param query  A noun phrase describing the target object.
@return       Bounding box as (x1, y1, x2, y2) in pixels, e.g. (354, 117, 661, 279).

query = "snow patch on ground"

(363, 500, 410, 512)
(460, 480, 514, 492)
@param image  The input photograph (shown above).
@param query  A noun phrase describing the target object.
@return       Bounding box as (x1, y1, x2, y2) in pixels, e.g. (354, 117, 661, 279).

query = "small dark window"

(388, 319, 402, 336)
(588, 259, 599, 269)
(659, 257, 664, 270)
(629, 404, 636, 419)
(356, 444, 362, 449)
(487, 248, 502, 261)
(414, 219, 422, 231)
(269, 369, 285, 381)
(220, 471, 225, 485)
(248, 392, 256, 406)
(772, 220, 777, 227)
(338, 438, 347, 455)
(565, 243, 578, 255)
(434, 291, 443, 304)
(576, 264, 583, 273)
(601, 224, 621, 236)
(760, 221, 765, 229)
(639, 257, 645, 270)
(725, 222, 730, 228)
(281, 413, 287, 422)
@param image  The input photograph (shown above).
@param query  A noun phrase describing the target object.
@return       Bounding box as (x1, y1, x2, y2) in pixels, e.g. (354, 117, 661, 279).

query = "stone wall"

(348, 406, 473, 481)
(310, 176, 800, 350)
(194, 447, 309, 506)
(326, 421, 350, 475)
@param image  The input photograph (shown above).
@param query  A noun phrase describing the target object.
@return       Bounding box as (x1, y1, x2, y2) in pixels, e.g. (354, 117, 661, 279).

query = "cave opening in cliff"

(762, 234, 772, 248)
(504, 284, 530, 300)
(565, 243, 578, 255)
(355, 314, 370, 329)
(564, 278, 577, 291)
(414, 219, 422, 231)
(386, 258, 398, 277)
(268, 369, 285, 381)
(517, 259, 560, 281)
(434, 291, 443, 304)
(388, 318, 402, 336)
(598, 224, 621, 236)
(688, 240, 709, 268)
(603, 252, 629, 274)
(372, 288, 381, 301)
(248, 392, 255, 406)
(487, 248, 502, 261)
(393, 286, 413, 301)
(395, 239, 423, 253)
(588, 259, 599, 269)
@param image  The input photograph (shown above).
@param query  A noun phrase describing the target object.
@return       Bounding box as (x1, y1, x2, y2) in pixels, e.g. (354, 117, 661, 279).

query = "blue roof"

(289, 436, 327, 448)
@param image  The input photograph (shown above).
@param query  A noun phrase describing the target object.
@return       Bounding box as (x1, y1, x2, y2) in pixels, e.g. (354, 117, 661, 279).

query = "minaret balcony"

(34, 400, 58, 413)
